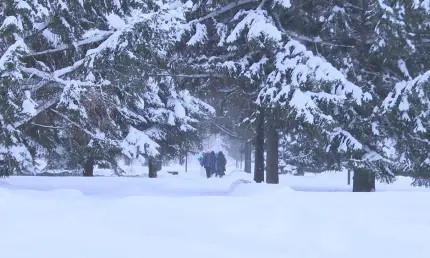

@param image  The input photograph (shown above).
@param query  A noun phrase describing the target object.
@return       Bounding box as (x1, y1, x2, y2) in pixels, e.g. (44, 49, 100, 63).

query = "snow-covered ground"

(1, 162, 430, 258)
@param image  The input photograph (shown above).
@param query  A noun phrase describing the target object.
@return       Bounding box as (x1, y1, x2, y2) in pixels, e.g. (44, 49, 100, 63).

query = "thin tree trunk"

(353, 167, 375, 192)
(179, 152, 184, 165)
(148, 157, 157, 178)
(239, 147, 243, 170)
(185, 152, 188, 173)
(83, 157, 94, 177)
(237, 146, 241, 169)
(347, 169, 351, 185)
(266, 115, 279, 184)
(254, 108, 265, 183)
(244, 140, 252, 173)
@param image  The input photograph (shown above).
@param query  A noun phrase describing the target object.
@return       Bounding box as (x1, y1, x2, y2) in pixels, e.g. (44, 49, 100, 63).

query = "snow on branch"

(327, 127, 362, 152)
(187, 23, 207, 46)
(382, 70, 430, 111)
(0, 38, 29, 79)
(26, 31, 113, 57)
(83, 3, 189, 68)
(20, 62, 105, 88)
(258, 40, 371, 124)
(285, 30, 354, 48)
(382, 70, 430, 133)
(226, 9, 282, 43)
(13, 92, 62, 128)
(194, 0, 259, 23)
(413, 0, 430, 11)
(273, 0, 292, 8)
(121, 126, 160, 158)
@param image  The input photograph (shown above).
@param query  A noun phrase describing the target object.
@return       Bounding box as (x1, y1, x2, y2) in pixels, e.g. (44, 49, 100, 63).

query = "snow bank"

(279, 171, 430, 192)
(0, 174, 257, 198)
(1, 175, 429, 258)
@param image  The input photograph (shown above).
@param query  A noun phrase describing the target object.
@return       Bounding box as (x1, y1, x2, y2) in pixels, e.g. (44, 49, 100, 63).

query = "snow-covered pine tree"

(382, 72, 430, 186)
(0, 0, 212, 176)
(0, 8, 36, 176)
(181, 0, 369, 183)
(270, 0, 422, 191)
(381, 1, 430, 186)
(278, 127, 340, 175)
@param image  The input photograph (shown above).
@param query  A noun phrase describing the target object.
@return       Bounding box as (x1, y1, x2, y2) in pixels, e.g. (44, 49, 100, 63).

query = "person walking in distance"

(202, 152, 214, 178)
(215, 151, 227, 178)
(207, 151, 216, 178)
(197, 152, 206, 178)
(200, 152, 210, 178)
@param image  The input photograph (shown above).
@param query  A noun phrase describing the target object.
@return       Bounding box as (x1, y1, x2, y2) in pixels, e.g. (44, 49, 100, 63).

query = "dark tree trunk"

(185, 152, 188, 172)
(254, 108, 265, 183)
(347, 169, 351, 185)
(148, 157, 157, 178)
(236, 146, 240, 169)
(239, 147, 243, 170)
(83, 157, 94, 177)
(244, 140, 252, 173)
(353, 168, 375, 192)
(179, 152, 185, 165)
(266, 115, 279, 184)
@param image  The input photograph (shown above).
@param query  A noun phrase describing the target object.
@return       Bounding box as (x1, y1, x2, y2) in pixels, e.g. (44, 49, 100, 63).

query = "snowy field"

(1, 163, 430, 258)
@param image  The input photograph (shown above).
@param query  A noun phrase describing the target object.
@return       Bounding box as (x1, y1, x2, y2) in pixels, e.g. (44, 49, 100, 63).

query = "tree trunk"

(347, 169, 351, 185)
(254, 108, 265, 183)
(239, 147, 243, 170)
(353, 167, 375, 192)
(266, 115, 279, 184)
(185, 153, 188, 173)
(83, 157, 94, 177)
(148, 157, 157, 178)
(237, 146, 241, 169)
(244, 140, 252, 173)
(179, 152, 185, 165)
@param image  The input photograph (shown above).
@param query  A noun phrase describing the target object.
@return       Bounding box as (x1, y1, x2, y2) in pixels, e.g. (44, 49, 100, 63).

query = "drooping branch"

(272, 13, 354, 48)
(25, 32, 113, 57)
(49, 108, 114, 144)
(195, 0, 259, 22)
(14, 92, 62, 128)
(285, 30, 355, 48)
(20, 58, 100, 87)
(213, 123, 244, 139)
(24, 16, 53, 40)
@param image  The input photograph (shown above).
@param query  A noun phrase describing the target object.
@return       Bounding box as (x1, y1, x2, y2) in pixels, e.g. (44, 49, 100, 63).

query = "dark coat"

(203, 152, 216, 170)
(215, 152, 227, 176)
(208, 152, 216, 170)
